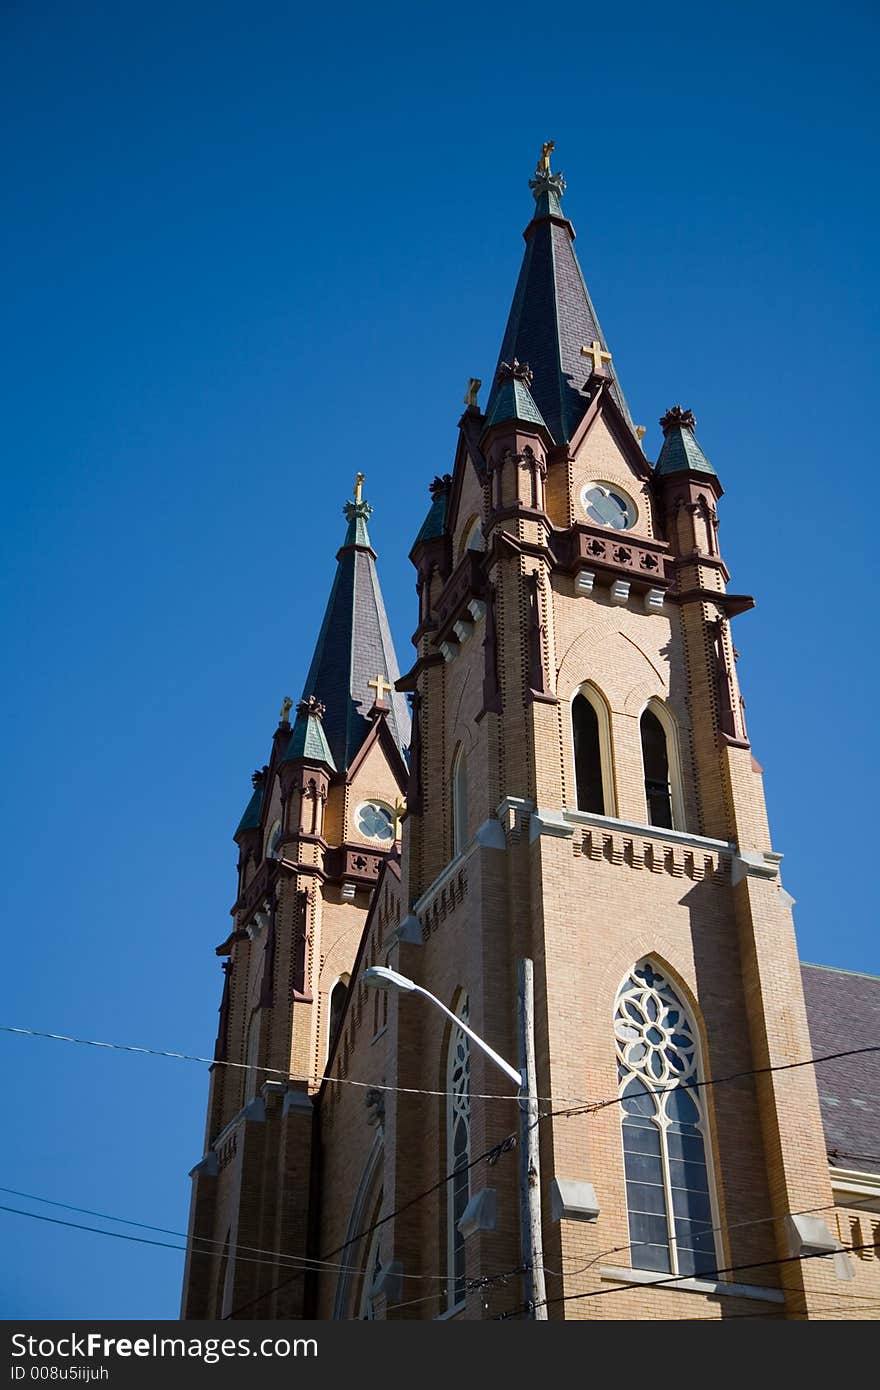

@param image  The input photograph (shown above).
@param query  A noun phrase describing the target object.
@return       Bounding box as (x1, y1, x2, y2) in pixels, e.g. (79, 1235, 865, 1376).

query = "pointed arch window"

(572, 684, 614, 815)
(357, 1196, 384, 1319)
(265, 818, 282, 860)
(451, 745, 468, 856)
(327, 976, 349, 1062)
(615, 963, 718, 1277)
(640, 702, 684, 831)
(446, 994, 471, 1311)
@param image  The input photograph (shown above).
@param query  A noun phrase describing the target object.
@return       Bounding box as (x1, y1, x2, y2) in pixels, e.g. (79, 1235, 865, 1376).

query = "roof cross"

(580, 340, 613, 376)
(367, 673, 392, 704)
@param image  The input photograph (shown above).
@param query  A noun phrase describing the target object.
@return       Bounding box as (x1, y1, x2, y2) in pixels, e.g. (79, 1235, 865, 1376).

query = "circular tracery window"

(355, 801, 395, 843)
(580, 481, 637, 531)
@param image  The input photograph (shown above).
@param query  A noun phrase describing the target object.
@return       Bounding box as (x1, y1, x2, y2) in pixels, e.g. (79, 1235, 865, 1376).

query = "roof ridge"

(801, 960, 880, 983)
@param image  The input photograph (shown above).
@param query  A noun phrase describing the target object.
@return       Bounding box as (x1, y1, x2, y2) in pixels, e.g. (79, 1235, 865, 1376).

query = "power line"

(545, 1044, 880, 1121)
(498, 1240, 876, 1319)
(541, 1194, 880, 1281)
(3, 1022, 878, 1111)
(224, 1131, 520, 1319)
(0, 1186, 451, 1283)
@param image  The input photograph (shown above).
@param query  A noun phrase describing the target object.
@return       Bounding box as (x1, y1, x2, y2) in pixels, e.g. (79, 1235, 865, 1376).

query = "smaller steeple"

(234, 768, 265, 840)
(482, 359, 550, 435)
(655, 406, 717, 477)
(299, 476, 411, 772)
(282, 696, 336, 771)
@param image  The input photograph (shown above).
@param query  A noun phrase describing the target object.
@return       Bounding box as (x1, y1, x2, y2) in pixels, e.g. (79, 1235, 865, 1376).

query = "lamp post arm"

(410, 984, 522, 1090)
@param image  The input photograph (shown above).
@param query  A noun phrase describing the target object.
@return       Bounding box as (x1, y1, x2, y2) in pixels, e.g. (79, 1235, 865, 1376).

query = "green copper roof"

(342, 497, 373, 549)
(234, 780, 264, 838)
(484, 158, 634, 445)
(282, 699, 337, 770)
(655, 408, 716, 477)
(483, 374, 549, 432)
(414, 488, 449, 545)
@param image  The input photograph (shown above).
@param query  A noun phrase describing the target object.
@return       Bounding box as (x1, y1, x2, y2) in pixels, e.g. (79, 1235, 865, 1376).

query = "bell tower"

(368, 146, 842, 1319)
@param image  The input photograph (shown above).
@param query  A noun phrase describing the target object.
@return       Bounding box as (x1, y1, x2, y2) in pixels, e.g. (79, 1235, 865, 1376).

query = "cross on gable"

(580, 339, 613, 376)
(367, 673, 392, 704)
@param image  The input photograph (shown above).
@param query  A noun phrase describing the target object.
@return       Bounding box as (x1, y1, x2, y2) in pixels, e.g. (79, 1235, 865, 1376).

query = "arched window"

(451, 745, 468, 855)
(265, 818, 282, 860)
(244, 1012, 261, 1104)
(357, 1195, 384, 1319)
(327, 976, 349, 1061)
(640, 702, 684, 830)
(572, 684, 614, 815)
(460, 515, 485, 555)
(446, 994, 471, 1311)
(615, 962, 718, 1277)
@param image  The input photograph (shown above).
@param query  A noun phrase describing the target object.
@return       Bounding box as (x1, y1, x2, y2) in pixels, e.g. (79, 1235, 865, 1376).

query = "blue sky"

(1, 0, 877, 1319)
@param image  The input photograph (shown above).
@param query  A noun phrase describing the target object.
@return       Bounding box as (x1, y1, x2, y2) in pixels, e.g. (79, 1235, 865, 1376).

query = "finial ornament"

(529, 140, 566, 203)
(464, 378, 481, 408)
(497, 358, 534, 388)
(343, 470, 373, 524)
(296, 694, 327, 720)
(660, 406, 697, 436)
(429, 473, 453, 497)
(251, 768, 265, 789)
(279, 695, 293, 725)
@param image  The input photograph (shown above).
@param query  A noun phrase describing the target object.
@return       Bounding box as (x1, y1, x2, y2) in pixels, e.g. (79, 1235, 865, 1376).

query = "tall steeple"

(484, 142, 634, 444)
(300, 475, 411, 773)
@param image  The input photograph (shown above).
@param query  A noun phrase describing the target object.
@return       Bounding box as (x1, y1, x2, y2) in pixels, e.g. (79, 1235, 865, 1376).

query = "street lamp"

(363, 960, 547, 1319)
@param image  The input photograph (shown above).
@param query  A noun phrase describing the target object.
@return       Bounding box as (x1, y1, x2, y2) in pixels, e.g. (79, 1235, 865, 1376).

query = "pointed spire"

(282, 695, 337, 770)
(484, 144, 634, 445)
(299, 477, 411, 772)
(655, 406, 717, 477)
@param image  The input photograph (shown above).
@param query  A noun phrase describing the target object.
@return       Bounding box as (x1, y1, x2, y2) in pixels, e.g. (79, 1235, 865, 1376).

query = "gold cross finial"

(580, 339, 613, 376)
(354, 472, 365, 504)
(279, 695, 293, 724)
(539, 140, 555, 173)
(367, 673, 392, 704)
(393, 797, 407, 839)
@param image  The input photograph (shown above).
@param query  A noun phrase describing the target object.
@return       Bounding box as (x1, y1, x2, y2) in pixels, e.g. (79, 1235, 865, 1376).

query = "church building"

(181, 146, 880, 1321)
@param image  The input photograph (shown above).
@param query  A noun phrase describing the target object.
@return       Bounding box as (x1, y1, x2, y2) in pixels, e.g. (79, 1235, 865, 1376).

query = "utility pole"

(518, 958, 547, 1319)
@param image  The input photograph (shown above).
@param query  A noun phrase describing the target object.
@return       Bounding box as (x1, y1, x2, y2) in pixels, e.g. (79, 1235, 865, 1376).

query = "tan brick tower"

(183, 150, 879, 1322)
(181, 479, 409, 1318)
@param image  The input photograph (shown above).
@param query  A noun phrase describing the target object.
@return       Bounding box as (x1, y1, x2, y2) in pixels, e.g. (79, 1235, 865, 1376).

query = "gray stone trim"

(282, 1089, 314, 1117)
(188, 1152, 219, 1179)
(731, 849, 783, 886)
(210, 1096, 265, 1152)
(458, 1187, 497, 1239)
(559, 808, 734, 854)
(551, 1177, 599, 1223)
(599, 1265, 785, 1303)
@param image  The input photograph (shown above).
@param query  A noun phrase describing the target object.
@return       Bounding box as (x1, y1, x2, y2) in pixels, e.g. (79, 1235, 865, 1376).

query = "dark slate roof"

(801, 962, 880, 1176)
(484, 167, 634, 445)
(483, 375, 549, 432)
(234, 781, 263, 839)
(300, 494, 411, 773)
(655, 423, 716, 477)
